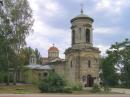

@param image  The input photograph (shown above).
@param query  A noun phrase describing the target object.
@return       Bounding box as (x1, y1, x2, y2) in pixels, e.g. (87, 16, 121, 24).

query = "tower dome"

(70, 7, 94, 49)
(71, 11, 93, 23)
(48, 44, 59, 58)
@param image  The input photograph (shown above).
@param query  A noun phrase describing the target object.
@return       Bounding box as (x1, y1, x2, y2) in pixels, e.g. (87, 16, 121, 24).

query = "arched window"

(82, 75, 86, 82)
(72, 30, 75, 44)
(43, 72, 48, 77)
(70, 60, 73, 68)
(79, 28, 82, 40)
(86, 29, 90, 43)
(88, 60, 91, 68)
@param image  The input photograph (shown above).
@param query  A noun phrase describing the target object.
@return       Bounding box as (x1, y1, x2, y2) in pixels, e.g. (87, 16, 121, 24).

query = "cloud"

(95, 44, 110, 56)
(28, 0, 63, 17)
(26, 20, 70, 58)
(27, 0, 70, 58)
(94, 27, 119, 35)
(95, 0, 129, 14)
(27, 0, 130, 59)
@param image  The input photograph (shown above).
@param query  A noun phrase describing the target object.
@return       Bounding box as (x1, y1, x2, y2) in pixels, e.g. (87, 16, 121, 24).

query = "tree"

(38, 72, 67, 93)
(19, 47, 43, 66)
(34, 48, 43, 64)
(0, 0, 33, 85)
(101, 57, 118, 86)
(19, 47, 33, 66)
(119, 39, 130, 88)
(101, 39, 130, 88)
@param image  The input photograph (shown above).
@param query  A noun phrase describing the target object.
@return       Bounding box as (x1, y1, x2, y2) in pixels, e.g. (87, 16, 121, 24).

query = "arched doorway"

(87, 75, 93, 87)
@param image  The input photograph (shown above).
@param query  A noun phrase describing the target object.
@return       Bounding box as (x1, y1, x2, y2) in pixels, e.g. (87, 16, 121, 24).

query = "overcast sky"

(27, 0, 130, 58)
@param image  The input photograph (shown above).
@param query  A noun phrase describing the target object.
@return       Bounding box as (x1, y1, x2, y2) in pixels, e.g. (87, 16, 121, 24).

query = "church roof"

(50, 57, 65, 63)
(71, 13, 94, 23)
(25, 64, 52, 70)
(48, 45, 59, 52)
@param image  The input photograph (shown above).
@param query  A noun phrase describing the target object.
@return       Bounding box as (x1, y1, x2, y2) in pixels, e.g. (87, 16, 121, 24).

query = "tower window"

(86, 29, 90, 43)
(70, 60, 73, 68)
(72, 30, 75, 44)
(88, 60, 91, 68)
(79, 28, 82, 40)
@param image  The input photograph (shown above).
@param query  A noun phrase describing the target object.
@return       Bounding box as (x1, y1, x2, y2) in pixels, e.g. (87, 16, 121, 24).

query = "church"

(26, 8, 101, 87)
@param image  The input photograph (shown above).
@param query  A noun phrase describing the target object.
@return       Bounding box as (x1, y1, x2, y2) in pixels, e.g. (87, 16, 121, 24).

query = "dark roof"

(71, 13, 94, 23)
(26, 64, 52, 70)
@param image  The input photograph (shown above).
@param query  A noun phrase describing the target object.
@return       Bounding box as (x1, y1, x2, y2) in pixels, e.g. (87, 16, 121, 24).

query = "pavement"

(0, 94, 130, 97)
(84, 87, 130, 95)
(111, 88, 130, 95)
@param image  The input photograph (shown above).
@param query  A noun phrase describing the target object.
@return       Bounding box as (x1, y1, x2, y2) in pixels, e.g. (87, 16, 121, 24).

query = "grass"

(0, 84, 40, 94)
(0, 84, 122, 94)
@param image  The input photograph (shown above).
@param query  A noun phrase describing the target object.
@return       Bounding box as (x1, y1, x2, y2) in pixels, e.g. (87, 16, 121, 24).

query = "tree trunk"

(6, 71, 10, 85)
(13, 71, 16, 85)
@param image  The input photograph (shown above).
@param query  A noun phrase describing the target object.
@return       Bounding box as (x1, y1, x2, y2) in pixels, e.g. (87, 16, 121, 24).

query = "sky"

(26, 0, 130, 58)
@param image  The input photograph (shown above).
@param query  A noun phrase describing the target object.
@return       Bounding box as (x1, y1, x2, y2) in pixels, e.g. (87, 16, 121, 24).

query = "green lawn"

(0, 84, 40, 94)
(0, 84, 122, 94)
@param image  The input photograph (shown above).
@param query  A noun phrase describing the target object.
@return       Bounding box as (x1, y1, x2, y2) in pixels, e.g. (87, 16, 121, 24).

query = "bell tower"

(65, 7, 100, 87)
(71, 7, 94, 49)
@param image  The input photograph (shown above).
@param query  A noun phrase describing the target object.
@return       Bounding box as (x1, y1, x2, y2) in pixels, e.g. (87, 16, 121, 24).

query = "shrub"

(38, 72, 71, 93)
(71, 82, 82, 91)
(91, 84, 101, 93)
(103, 85, 111, 92)
(63, 86, 72, 93)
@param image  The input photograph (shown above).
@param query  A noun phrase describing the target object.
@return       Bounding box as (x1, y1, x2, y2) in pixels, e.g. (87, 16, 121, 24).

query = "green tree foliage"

(91, 84, 101, 93)
(101, 57, 118, 86)
(19, 47, 33, 66)
(70, 82, 82, 91)
(19, 47, 42, 66)
(38, 72, 70, 93)
(0, 0, 33, 84)
(101, 39, 130, 88)
(35, 48, 43, 64)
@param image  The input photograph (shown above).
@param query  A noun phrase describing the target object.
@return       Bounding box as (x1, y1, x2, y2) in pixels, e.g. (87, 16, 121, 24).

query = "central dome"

(48, 45, 59, 52)
(48, 44, 59, 59)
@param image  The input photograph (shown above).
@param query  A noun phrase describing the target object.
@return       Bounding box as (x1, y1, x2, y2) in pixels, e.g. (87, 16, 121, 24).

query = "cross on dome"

(80, 3, 84, 14)
(53, 43, 55, 47)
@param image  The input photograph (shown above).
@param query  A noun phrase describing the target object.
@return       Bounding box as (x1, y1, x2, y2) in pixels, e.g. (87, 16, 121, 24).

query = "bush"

(63, 86, 72, 93)
(38, 72, 71, 93)
(103, 85, 111, 92)
(71, 82, 82, 91)
(91, 84, 101, 93)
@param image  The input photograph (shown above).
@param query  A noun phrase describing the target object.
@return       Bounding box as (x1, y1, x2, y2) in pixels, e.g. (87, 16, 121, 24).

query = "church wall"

(79, 51, 100, 84)
(65, 53, 79, 83)
(65, 49, 100, 85)
(52, 62, 66, 77)
(24, 69, 50, 83)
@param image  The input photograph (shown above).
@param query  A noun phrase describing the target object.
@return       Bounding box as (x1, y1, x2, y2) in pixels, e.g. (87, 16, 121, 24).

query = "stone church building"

(25, 9, 101, 87)
(64, 9, 101, 87)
